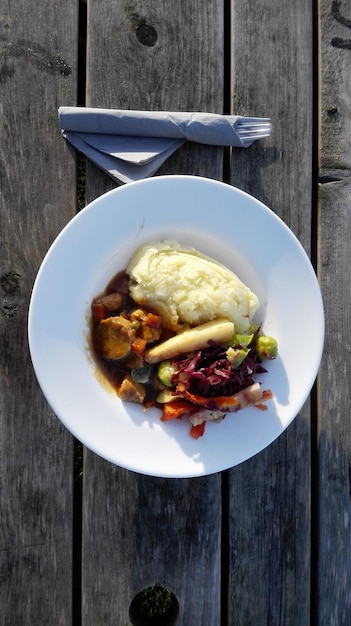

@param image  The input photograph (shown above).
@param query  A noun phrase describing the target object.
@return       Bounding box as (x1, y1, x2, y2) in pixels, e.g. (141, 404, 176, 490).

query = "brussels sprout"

(230, 333, 254, 349)
(226, 347, 250, 368)
(156, 389, 181, 403)
(157, 360, 177, 387)
(255, 335, 278, 360)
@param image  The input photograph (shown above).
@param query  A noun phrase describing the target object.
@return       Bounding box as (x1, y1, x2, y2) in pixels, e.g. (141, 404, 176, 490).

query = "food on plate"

(90, 240, 277, 438)
(144, 319, 235, 364)
(94, 315, 137, 360)
(127, 240, 259, 332)
(255, 335, 278, 360)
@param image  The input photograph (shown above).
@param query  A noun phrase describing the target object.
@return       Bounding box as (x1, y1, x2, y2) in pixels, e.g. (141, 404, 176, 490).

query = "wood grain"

(227, 1, 314, 623)
(230, 0, 314, 247)
(2, 0, 351, 622)
(0, 1, 78, 623)
(318, 180, 351, 625)
(318, 1, 351, 623)
(82, 456, 221, 625)
(83, 1, 225, 624)
(85, 0, 225, 200)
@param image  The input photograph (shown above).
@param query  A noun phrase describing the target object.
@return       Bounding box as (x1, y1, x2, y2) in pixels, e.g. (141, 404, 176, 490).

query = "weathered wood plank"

(318, 1, 351, 623)
(227, 1, 314, 623)
(318, 178, 351, 625)
(320, 0, 351, 170)
(84, 0, 224, 201)
(0, 1, 78, 623)
(82, 456, 221, 625)
(83, 1, 225, 624)
(230, 0, 313, 248)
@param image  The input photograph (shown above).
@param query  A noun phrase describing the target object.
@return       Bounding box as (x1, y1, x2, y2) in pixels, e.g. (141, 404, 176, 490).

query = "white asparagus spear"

(144, 318, 235, 364)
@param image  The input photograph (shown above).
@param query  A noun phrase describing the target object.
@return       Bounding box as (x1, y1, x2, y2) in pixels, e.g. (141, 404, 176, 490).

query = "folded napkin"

(58, 107, 272, 185)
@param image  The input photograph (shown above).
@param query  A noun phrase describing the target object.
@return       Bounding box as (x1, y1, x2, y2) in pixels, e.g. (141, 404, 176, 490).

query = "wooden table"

(1, 0, 350, 624)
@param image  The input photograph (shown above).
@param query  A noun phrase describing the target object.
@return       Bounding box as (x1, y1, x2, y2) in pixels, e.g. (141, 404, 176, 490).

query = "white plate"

(28, 176, 324, 478)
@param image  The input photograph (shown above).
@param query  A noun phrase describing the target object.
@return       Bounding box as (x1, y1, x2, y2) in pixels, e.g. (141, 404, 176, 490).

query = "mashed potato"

(126, 241, 259, 333)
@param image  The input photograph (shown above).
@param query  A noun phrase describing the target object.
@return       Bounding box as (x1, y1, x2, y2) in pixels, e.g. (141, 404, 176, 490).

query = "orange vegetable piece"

(262, 389, 274, 401)
(160, 399, 197, 421)
(145, 312, 162, 328)
(176, 387, 213, 408)
(210, 395, 240, 410)
(190, 422, 206, 439)
(131, 337, 147, 355)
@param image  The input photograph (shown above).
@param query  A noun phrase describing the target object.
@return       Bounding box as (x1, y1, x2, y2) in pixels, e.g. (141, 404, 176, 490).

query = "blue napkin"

(58, 107, 272, 184)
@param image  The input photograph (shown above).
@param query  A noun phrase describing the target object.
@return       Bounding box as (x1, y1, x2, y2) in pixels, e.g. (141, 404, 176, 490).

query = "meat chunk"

(91, 293, 123, 323)
(96, 292, 123, 312)
(119, 376, 146, 404)
(94, 316, 136, 360)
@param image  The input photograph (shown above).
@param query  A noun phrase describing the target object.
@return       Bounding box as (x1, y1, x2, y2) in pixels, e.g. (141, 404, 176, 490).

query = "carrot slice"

(160, 399, 197, 421)
(145, 312, 163, 328)
(211, 396, 240, 410)
(178, 388, 240, 411)
(262, 389, 274, 401)
(131, 337, 147, 355)
(176, 387, 213, 408)
(190, 422, 206, 439)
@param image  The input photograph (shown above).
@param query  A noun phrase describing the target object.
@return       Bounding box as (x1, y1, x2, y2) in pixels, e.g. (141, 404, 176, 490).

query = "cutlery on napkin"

(58, 107, 272, 185)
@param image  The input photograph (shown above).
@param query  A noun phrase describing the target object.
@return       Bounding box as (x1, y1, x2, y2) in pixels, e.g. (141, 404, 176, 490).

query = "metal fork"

(237, 117, 272, 146)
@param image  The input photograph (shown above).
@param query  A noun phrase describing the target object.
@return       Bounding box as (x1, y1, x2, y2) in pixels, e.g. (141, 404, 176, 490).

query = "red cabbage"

(171, 341, 267, 397)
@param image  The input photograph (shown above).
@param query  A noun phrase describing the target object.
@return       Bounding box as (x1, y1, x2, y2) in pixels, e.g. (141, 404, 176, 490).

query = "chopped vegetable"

(188, 409, 225, 427)
(185, 383, 273, 437)
(157, 360, 178, 387)
(131, 337, 147, 355)
(230, 333, 254, 348)
(160, 399, 198, 421)
(156, 389, 182, 403)
(177, 382, 267, 413)
(226, 347, 250, 368)
(255, 335, 278, 360)
(145, 312, 163, 328)
(144, 318, 235, 364)
(190, 422, 206, 439)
